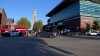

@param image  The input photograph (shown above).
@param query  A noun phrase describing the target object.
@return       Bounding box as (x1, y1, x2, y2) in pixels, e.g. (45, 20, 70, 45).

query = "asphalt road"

(0, 36, 100, 56)
(42, 36, 100, 56)
(0, 36, 74, 56)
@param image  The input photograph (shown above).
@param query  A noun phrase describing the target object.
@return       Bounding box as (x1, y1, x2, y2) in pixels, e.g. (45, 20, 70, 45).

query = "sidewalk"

(62, 34, 100, 40)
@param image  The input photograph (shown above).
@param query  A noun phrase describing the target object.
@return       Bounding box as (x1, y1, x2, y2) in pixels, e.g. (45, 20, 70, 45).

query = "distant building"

(0, 8, 7, 25)
(7, 18, 14, 25)
(45, 0, 100, 32)
(33, 8, 37, 24)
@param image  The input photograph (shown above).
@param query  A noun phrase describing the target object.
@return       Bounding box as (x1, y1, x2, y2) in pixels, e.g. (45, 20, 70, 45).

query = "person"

(61, 30, 63, 34)
(76, 32, 78, 36)
(53, 32, 57, 37)
(76, 32, 80, 36)
(26, 30, 28, 36)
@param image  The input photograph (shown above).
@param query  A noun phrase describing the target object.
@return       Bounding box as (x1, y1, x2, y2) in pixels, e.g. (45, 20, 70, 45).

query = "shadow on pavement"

(0, 36, 76, 56)
(49, 46, 76, 56)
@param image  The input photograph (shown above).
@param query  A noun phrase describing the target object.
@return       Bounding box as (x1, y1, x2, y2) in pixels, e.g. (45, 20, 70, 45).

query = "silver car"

(36, 30, 57, 38)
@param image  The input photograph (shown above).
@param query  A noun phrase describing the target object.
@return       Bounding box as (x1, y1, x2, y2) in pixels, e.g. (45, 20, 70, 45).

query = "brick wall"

(80, 17, 94, 29)
(0, 9, 7, 25)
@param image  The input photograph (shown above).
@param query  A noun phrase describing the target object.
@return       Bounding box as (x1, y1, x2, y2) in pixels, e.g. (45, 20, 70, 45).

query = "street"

(0, 36, 100, 56)
(0, 36, 73, 56)
(42, 36, 100, 56)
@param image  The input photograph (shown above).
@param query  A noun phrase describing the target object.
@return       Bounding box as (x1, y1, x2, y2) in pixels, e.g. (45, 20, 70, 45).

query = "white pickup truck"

(2, 30, 20, 37)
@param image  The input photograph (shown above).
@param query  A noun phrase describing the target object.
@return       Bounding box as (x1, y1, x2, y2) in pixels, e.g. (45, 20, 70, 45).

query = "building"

(33, 8, 37, 24)
(7, 18, 14, 25)
(45, 0, 100, 32)
(0, 8, 7, 25)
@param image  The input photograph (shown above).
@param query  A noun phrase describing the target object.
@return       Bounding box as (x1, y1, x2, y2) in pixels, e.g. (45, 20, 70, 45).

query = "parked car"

(87, 32, 97, 36)
(64, 29, 70, 33)
(36, 30, 57, 38)
(96, 31, 100, 35)
(62, 29, 70, 35)
(9, 30, 20, 37)
(2, 30, 23, 37)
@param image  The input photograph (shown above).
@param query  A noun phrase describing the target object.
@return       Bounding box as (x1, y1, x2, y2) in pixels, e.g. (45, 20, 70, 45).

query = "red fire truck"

(0, 25, 27, 36)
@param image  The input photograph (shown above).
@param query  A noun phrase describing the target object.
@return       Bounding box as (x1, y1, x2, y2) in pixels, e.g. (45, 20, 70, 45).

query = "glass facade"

(46, 0, 100, 32)
(49, 1, 80, 23)
(48, 0, 100, 24)
(80, 0, 100, 23)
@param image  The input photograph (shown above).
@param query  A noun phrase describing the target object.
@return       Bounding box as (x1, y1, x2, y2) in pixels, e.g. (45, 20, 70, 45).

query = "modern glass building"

(45, 0, 100, 32)
(80, 0, 100, 22)
(48, 1, 80, 23)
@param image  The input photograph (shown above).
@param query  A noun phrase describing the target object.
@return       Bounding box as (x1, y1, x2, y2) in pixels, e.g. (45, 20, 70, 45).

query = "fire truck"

(0, 24, 27, 36)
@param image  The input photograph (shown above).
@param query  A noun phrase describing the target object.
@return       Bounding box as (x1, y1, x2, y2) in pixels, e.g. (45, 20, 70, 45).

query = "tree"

(33, 20, 43, 31)
(86, 23, 91, 32)
(92, 21, 100, 30)
(17, 17, 31, 29)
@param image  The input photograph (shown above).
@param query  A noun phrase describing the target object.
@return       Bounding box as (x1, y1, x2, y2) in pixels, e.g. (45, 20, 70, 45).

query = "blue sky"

(0, 0, 62, 26)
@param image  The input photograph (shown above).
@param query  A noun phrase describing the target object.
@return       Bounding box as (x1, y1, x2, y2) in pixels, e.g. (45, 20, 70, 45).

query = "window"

(4, 25, 8, 28)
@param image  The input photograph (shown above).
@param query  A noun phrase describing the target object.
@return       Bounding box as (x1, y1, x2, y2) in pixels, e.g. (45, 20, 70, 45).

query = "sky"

(0, 0, 62, 27)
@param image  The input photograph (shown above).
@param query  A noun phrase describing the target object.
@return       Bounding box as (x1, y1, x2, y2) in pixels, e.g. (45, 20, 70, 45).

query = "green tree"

(92, 21, 100, 30)
(33, 20, 43, 31)
(86, 23, 91, 32)
(17, 17, 31, 29)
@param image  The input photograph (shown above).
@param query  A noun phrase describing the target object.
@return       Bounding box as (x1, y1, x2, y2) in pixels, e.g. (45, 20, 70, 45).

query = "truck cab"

(0, 25, 27, 36)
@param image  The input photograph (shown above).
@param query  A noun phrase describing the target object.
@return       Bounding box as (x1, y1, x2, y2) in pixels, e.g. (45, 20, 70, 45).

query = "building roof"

(46, 0, 77, 17)
(7, 18, 14, 23)
(88, 0, 100, 3)
(0, 8, 3, 13)
(46, 0, 100, 17)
